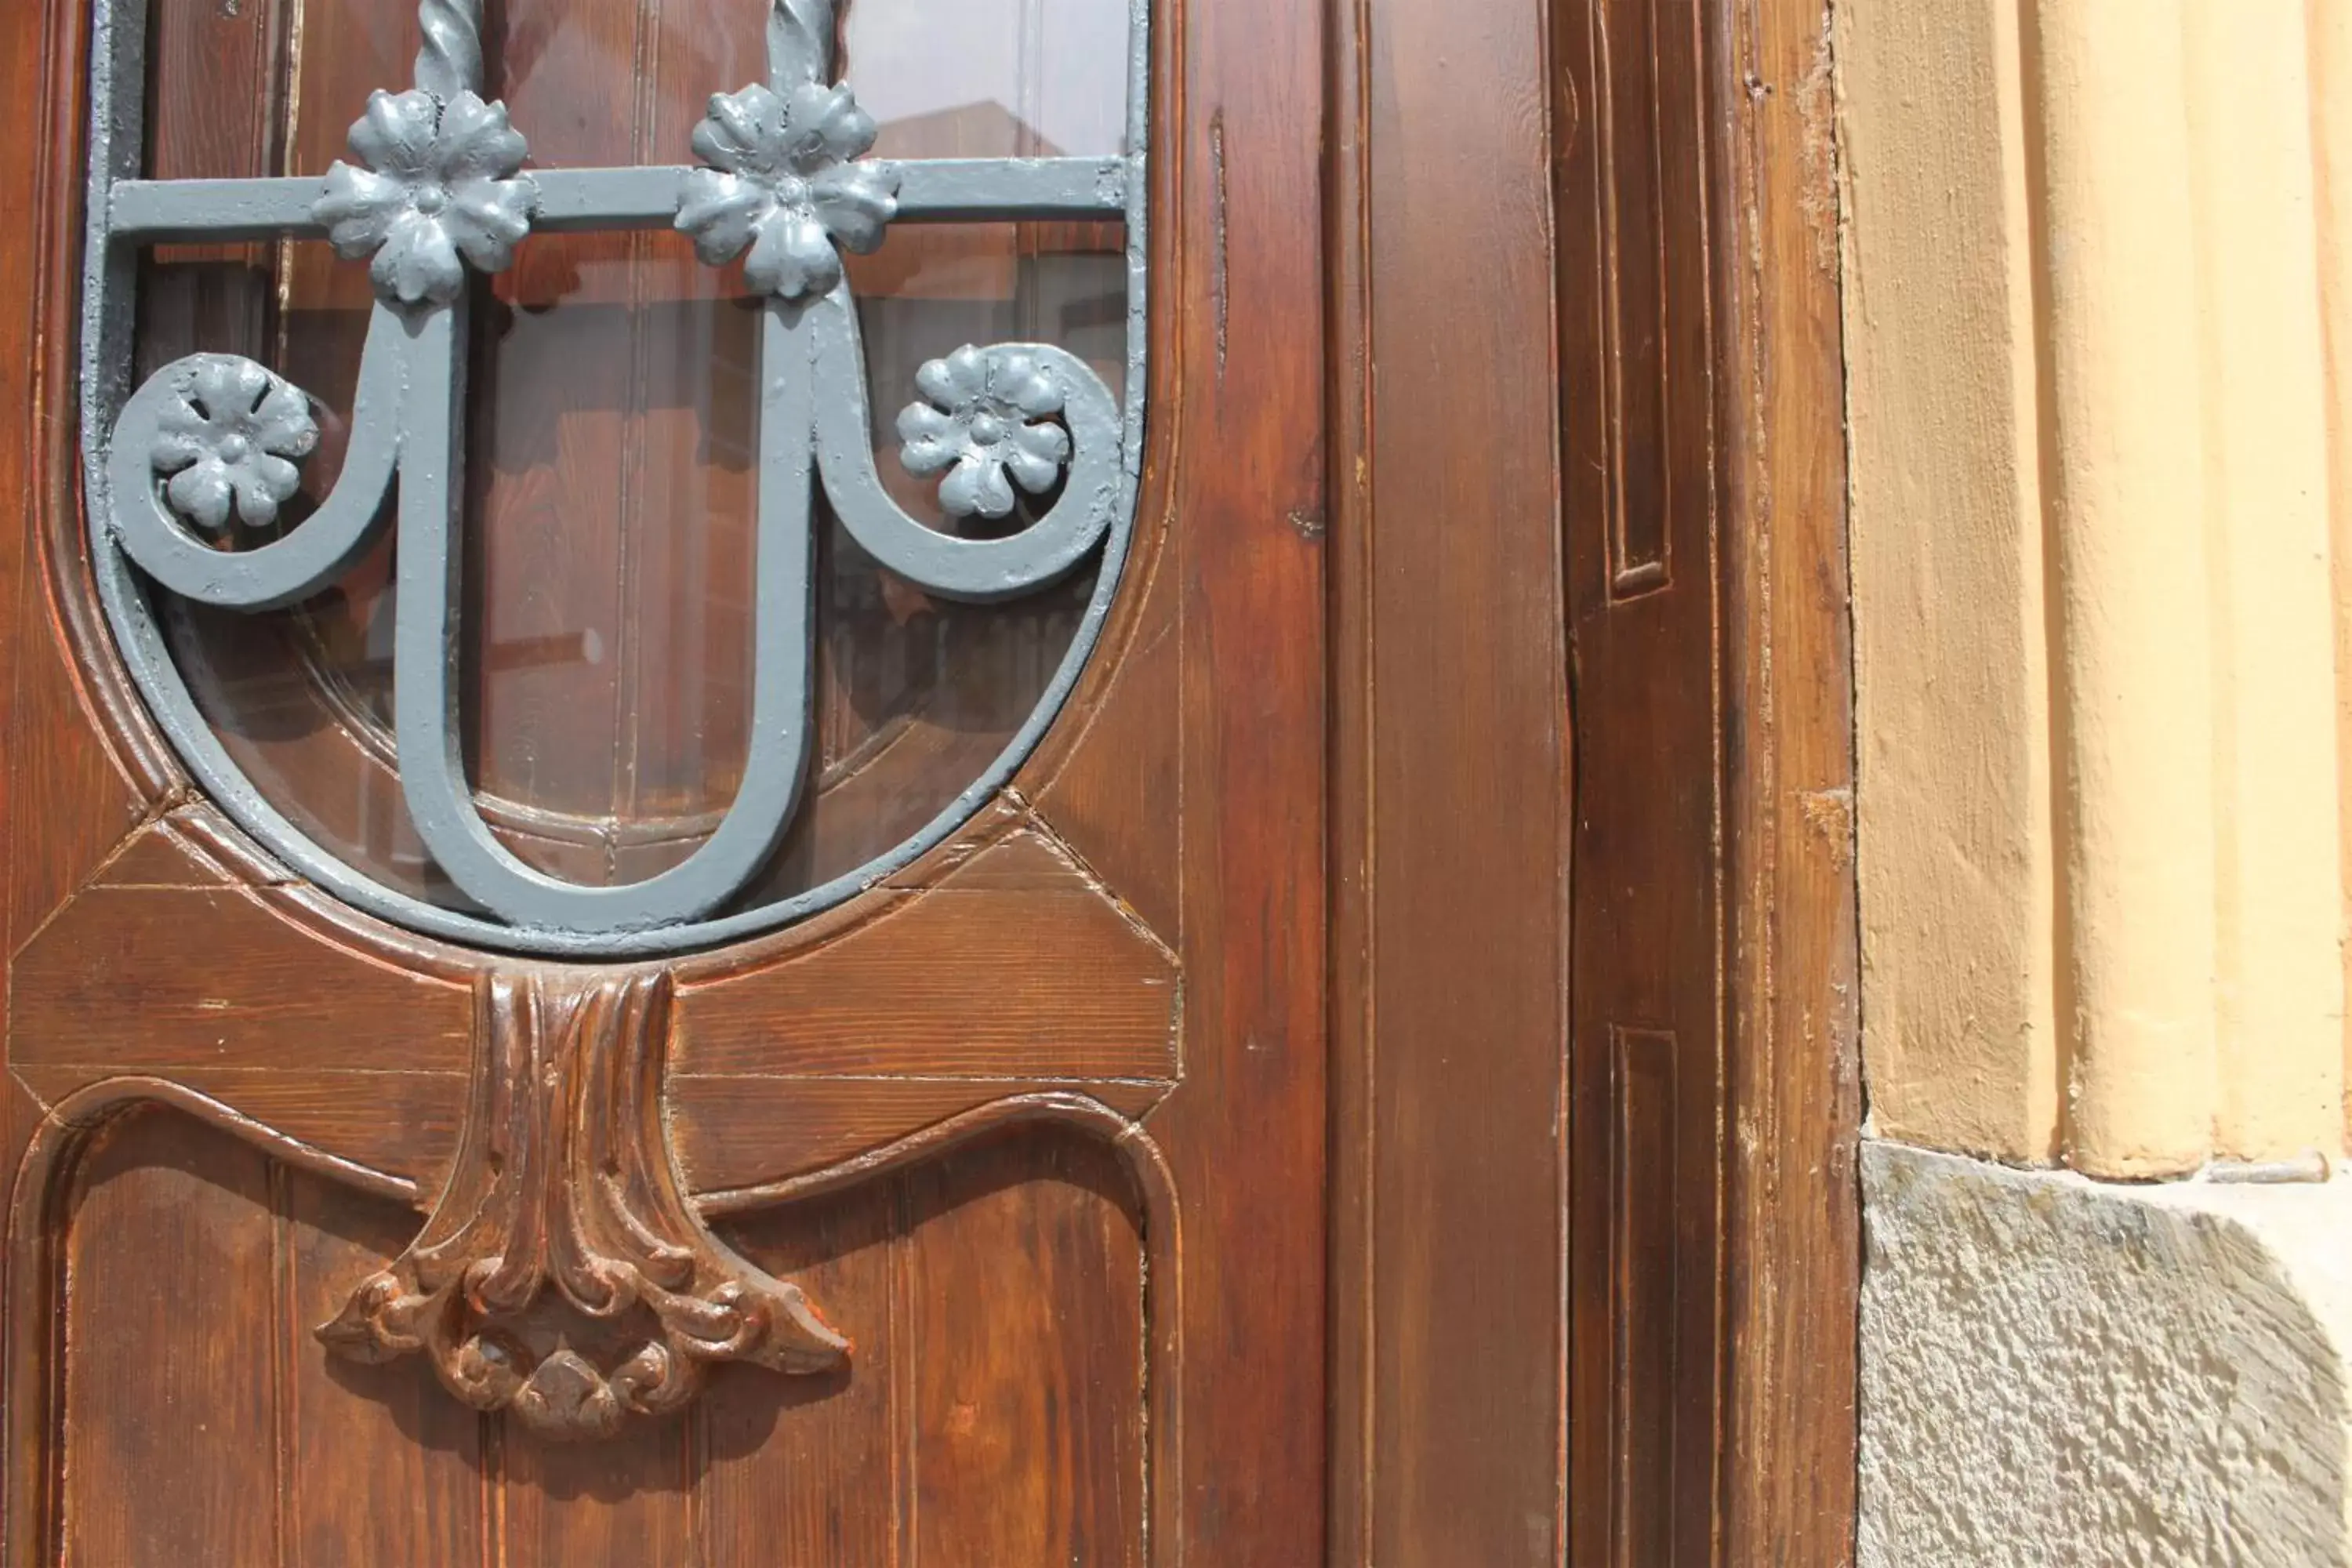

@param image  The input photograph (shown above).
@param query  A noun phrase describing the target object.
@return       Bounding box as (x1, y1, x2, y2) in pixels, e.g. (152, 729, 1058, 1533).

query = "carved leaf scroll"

(318, 968, 848, 1440)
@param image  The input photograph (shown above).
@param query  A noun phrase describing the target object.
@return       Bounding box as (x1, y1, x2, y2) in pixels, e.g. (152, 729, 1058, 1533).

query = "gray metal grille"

(79, 0, 1149, 955)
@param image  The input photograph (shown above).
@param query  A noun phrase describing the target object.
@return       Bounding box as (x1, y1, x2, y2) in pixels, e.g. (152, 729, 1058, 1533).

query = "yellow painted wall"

(1838, 0, 2350, 1177)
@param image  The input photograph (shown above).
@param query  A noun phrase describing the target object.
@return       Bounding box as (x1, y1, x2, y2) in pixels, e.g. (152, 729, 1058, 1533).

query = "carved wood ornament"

(316, 970, 848, 1441)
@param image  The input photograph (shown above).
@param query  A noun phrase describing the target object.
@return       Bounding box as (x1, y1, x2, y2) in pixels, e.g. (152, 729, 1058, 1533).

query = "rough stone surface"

(1860, 1140, 2351, 1566)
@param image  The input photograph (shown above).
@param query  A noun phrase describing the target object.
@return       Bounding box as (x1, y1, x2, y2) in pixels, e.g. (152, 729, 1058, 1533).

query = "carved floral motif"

(674, 82, 900, 299)
(318, 970, 848, 1441)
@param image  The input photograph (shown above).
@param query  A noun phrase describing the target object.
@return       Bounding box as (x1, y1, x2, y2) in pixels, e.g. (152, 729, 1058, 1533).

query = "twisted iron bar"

(769, 0, 837, 86)
(413, 0, 485, 100)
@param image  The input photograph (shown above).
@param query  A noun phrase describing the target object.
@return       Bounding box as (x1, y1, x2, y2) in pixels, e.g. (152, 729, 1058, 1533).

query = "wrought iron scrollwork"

(81, 0, 1149, 956)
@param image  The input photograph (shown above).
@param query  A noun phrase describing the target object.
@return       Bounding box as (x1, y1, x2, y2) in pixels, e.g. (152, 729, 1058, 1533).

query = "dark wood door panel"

(4, 0, 1323, 1551)
(1326, 0, 1570, 1559)
(42, 1108, 1145, 1566)
(1555, 1, 1726, 1562)
(7, 802, 1178, 1200)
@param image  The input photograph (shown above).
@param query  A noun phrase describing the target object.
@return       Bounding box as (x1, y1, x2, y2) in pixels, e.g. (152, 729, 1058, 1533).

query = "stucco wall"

(1839, 0, 2350, 1177)
(1842, 5, 2352, 1557)
(1836, 0, 2056, 1163)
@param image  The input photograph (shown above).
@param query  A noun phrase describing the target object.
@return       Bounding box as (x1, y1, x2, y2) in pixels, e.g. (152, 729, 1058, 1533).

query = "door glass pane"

(847, 0, 1135, 157)
(136, 0, 1132, 921)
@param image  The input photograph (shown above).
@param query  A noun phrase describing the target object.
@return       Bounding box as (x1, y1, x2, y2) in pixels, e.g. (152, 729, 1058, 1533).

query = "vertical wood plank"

(2, 0, 151, 970)
(500, 1423, 698, 1565)
(1606, 1028, 1682, 1566)
(136, 0, 284, 371)
(1323, 0, 1377, 1552)
(60, 1112, 280, 1568)
(282, 0, 411, 325)
(282, 1179, 485, 1565)
(1145, 0, 1330, 1556)
(903, 1138, 1144, 1568)
(1556, 0, 1728, 1559)
(1343, 0, 1571, 1563)
(608, 0, 769, 835)
(0, 0, 30, 1013)
(706, 1186, 902, 1567)
(1713, 0, 1862, 1559)
(467, 0, 644, 822)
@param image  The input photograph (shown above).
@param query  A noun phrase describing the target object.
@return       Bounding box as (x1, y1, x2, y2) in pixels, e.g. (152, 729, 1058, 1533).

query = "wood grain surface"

(2, 0, 1331, 1560)
(1713, 0, 1862, 1559)
(1325, 0, 1573, 1561)
(1329, 0, 1860, 1563)
(0, 0, 1859, 1559)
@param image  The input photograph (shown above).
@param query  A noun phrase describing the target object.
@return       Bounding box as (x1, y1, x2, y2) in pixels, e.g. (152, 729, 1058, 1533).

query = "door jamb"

(1323, 0, 1860, 1559)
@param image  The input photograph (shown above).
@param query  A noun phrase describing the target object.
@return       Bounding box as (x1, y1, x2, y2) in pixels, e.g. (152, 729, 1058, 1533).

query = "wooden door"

(0, 0, 1324, 1561)
(0, 0, 1864, 1561)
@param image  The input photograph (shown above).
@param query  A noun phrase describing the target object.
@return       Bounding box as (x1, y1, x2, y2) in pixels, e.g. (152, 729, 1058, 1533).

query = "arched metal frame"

(78, 0, 1150, 956)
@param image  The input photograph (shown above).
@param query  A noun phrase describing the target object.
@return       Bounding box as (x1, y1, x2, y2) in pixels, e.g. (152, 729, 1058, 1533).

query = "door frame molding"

(1708, 0, 1861, 1556)
(1325, 0, 1860, 1559)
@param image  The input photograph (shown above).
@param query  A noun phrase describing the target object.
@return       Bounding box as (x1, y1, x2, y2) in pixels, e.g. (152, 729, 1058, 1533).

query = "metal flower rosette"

(82, 0, 1147, 956)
